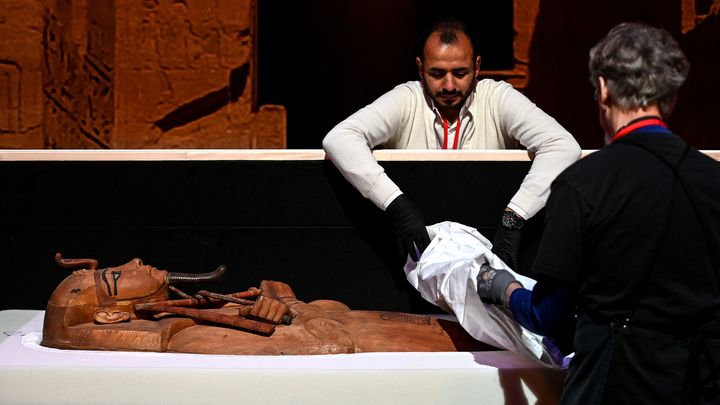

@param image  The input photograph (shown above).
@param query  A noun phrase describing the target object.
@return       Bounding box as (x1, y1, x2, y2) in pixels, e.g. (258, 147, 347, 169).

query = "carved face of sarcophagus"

(42, 254, 226, 351)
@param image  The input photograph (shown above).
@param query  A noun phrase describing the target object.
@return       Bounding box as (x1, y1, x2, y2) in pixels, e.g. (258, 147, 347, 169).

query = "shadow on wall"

(154, 63, 250, 133)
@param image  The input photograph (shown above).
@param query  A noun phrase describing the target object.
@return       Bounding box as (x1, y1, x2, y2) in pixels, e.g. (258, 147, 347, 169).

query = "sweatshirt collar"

(424, 83, 475, 123)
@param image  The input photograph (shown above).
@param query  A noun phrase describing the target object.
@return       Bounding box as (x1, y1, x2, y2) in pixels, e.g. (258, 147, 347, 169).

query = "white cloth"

(323, 79, 581, 218)
(404, 221, 565, 368)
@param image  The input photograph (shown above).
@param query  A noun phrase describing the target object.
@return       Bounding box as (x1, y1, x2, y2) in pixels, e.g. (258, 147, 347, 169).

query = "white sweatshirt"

(323, 79, 581, 219)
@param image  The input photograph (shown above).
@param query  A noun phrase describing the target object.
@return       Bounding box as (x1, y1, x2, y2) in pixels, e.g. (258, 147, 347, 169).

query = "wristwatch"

(500, 210, 525, 230)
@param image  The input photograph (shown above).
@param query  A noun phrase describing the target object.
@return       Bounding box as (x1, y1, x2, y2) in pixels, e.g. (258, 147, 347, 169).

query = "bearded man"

(323, 18, 580, 267)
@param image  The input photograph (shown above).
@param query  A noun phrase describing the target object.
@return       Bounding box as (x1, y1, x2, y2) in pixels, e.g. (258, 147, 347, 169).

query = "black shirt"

(533, 129, 720, 331)
(531, 128, 720, 404)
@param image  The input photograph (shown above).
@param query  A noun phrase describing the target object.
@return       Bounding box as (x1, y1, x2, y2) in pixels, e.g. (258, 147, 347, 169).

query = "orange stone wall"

(3, 0, 285, 149)
(0, 1, 44, 148)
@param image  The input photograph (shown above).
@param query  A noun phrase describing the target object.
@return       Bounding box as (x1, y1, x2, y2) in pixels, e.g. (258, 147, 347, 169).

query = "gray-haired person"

(477, 22, 720, 404)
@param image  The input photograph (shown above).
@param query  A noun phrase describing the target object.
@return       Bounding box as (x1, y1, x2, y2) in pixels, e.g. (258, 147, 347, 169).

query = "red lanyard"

(442, 117, 461, 149)
(611, 117, 667, 142)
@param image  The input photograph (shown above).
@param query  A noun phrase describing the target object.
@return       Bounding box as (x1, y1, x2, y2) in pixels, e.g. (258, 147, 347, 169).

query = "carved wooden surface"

(41, 256, 494, 354)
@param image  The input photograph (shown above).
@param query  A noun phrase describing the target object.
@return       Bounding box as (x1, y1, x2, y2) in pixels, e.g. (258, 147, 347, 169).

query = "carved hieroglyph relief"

(41, 0, 285, 149)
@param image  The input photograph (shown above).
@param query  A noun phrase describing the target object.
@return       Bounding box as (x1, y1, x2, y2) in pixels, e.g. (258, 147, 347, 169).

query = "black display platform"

(0, 157, 543, 312)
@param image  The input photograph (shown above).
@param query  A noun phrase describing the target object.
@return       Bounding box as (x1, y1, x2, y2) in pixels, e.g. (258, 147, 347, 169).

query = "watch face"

(502, 211, 524, 229)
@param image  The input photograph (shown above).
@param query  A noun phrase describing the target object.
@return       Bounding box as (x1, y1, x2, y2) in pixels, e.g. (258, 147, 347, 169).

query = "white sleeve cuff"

(381, 190, 404, 211)
(365, 173, 401, 210)
(508, 189, 542, 220)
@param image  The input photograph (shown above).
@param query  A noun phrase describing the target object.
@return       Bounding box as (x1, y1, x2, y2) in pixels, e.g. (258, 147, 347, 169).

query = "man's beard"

(422, 81, 471, 111)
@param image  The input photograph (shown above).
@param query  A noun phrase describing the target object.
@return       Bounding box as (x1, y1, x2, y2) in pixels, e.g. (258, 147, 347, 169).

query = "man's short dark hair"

(417, 18, 477, 60)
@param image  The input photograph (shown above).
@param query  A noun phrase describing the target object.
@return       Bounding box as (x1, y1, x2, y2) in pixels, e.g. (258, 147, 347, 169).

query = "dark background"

(258, 0, 720, 150)
(0, 159, 543, 312)
(257, 1, 514, 149)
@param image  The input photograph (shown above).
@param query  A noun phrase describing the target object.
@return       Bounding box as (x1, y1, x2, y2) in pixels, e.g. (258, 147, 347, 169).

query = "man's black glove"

(492, 210, 524, 270)
(477, 263, 520, 306)
(385, 194, 431, 262)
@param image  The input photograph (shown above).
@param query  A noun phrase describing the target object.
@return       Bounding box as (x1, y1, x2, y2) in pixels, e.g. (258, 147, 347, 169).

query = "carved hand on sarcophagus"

(42, 254, 495, 355)
(238, 295, 291, 325)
